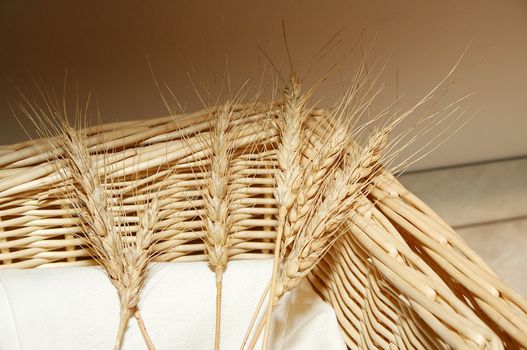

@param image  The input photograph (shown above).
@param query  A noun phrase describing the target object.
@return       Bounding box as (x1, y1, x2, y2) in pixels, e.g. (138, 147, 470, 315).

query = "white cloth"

(0, 260, 345, 350)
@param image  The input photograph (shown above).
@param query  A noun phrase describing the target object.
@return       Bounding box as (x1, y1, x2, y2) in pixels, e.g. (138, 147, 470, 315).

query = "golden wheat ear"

(58, 127, 160, 350)
(245, 126, 389, 350)
(206, 104, 235, 350)
(256, 72, 309, 350)
(18, 94, 161, 350)
(246, 60, 390, 349)
(257, 72, 363, 349)
(178, 100, 240, 350)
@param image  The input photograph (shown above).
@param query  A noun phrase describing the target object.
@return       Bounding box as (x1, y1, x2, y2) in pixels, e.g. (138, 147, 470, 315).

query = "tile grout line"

(401, 154, 527, 176)
(452, 214, 527, 231)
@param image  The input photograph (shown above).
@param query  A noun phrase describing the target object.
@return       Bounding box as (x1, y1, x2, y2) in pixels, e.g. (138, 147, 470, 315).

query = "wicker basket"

(0, 102, 526, 349)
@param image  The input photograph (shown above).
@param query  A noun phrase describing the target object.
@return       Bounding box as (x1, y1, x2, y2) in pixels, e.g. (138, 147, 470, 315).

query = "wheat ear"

(115, 196, 160, 350)
(261, 73, 307, 349)
(285, 123, 349, 251)
(57, 127, 158, 350)
(202, 104, 235, 350)
(276, 129, 389, 297)
(258, 123, 349, 349)
(261, 79, 353, 349)
(247, 127, 389, 350)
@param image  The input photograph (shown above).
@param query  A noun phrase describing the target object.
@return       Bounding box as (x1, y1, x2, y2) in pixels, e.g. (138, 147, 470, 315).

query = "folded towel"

(0, 260, 345, 350)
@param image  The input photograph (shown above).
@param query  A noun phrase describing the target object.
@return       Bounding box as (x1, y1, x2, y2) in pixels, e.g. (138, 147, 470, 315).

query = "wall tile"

(399, 158, 527, 227)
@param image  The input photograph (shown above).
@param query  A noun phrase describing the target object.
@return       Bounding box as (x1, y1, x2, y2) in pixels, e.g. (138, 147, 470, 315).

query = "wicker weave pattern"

(0, 105, 526, 349)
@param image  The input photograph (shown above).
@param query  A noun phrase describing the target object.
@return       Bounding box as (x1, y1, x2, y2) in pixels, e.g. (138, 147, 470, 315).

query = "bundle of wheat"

(0, 70, 526, 350)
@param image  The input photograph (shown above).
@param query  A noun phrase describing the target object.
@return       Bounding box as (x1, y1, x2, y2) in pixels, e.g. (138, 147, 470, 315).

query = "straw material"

(1, 100, 527, 350)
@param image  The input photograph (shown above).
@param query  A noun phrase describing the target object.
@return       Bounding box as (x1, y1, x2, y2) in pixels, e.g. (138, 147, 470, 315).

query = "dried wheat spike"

(202, 103, 236, 350)
(248, 126, 389, 350)
(57, 127, 159, 350)
(263, 73, 309, 348)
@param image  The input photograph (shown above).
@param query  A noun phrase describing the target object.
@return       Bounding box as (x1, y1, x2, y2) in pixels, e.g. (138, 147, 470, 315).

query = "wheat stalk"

(245, 125, 389, 350)
(202, 103, 236, 350)
(261, 73, 308, 349)
(285, 122, 349, 250)
(254, 75, 355, 349)
(277, 128, 389, 294)
(116, 196, 160, 350)
(57, 126, 159, 350)
(259, 121, 350, 350)
(260, 75, 364, 349)
(13, 90, 165, 349)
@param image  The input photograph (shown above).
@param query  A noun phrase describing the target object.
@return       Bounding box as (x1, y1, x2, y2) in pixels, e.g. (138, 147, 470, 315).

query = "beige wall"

(1, 0, 526, 170)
